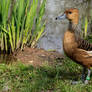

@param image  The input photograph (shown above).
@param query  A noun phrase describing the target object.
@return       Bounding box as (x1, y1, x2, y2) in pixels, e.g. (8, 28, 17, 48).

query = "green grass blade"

(16, 0, 25, 47)
(1, 32, 4, 51)
(0, 26, 8, 34)
(1, 0, 11, 25)
(25, 0, 38, 44)
(36, 24, 45, 42)
(30, 0, 46, 46)
(84, 17, 88, 38)
(4, 33, 8, 52)
(8, 25, 14, 52)
(31, 23, 45, 47)
(11, 17, 16, 49)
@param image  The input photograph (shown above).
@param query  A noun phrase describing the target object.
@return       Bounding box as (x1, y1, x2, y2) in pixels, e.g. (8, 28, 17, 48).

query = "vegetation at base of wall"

(0, 58, 92, 92)
(0, 0, 46, 53)
(81, 16, 88, 38)
(81, 10, 92, 42)
(81, 0, 92, 39)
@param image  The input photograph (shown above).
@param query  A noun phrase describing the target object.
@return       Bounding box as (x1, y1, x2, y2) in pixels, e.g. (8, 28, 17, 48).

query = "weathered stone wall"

(38, 0, 92, 54)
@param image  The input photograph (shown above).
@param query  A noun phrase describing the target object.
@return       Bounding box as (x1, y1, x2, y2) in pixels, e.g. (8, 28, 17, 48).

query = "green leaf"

(84, 17, 88, 38)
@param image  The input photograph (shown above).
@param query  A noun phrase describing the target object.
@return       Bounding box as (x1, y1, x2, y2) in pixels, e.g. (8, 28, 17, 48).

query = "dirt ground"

(14, 47, 64, 67)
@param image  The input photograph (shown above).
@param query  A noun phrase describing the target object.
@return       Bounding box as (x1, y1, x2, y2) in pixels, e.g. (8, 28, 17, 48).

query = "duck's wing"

(86, 51, 92, 57)
(77, 38, 92, 51)
(73, 49, 92, 68)
(73, 49, 92, 59)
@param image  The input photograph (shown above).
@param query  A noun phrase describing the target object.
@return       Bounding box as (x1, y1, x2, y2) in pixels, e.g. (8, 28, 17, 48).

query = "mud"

(14, 47, 64, 67)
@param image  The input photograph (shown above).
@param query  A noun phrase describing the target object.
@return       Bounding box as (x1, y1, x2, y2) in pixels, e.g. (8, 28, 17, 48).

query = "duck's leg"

(81, 67, 86, 82)
(72, 67, 86, 85)
(84, 69, 91, 84)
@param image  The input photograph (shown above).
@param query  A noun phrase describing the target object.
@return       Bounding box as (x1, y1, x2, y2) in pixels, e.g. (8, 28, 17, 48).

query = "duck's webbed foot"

(84, 69, 91, 84)
(71, 81, 82, 85)
(84, 80, 89, 84)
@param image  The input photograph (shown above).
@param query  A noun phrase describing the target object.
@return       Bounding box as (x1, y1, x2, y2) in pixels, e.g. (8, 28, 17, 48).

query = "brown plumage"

(56, 8, 92, 84)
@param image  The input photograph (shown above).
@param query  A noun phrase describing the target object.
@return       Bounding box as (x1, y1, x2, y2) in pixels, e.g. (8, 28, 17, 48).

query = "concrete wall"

(38, 0, 92, 54)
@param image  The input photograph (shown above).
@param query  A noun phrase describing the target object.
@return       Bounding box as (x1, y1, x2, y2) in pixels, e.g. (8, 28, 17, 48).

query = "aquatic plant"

(0, 0, 46, 53)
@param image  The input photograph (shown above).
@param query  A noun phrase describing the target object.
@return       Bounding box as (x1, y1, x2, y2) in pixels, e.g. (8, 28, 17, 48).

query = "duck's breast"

(63, 30, 77, 57)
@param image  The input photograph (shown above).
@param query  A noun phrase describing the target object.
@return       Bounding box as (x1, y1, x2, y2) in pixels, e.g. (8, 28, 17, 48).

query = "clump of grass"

(0, 0, 46, 53)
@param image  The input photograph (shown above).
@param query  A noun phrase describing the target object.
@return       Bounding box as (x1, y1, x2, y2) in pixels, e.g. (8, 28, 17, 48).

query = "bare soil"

(14, 47, 64, 67)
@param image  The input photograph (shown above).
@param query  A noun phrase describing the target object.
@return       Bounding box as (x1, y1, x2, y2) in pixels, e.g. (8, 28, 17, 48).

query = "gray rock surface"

(38, 0, 92, 54)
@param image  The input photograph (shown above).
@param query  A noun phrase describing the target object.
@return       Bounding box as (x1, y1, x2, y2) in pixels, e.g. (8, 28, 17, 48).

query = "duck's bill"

(56, 13, 66, 20)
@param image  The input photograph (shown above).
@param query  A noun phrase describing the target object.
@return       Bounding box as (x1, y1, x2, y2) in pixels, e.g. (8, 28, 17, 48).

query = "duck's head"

(56, 8, 79, 25)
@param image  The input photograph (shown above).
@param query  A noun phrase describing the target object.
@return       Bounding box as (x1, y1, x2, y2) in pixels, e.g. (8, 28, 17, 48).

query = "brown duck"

(56, 8, 92, 84)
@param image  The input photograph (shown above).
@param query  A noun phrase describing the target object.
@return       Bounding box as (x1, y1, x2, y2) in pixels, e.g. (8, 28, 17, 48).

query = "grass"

(0, 57, 92, 92)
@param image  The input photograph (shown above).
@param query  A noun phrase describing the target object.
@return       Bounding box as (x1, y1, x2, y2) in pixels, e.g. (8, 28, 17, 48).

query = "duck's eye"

(68, 12, 72, 14)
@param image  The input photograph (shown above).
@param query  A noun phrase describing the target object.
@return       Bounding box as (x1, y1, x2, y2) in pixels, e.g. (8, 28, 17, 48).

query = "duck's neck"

(68, 21, 82, 41)
(68, 21, 78, 32)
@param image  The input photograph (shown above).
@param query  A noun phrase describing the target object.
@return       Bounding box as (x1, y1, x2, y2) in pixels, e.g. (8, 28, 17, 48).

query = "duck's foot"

(71, 80, 89, 85)
(71, 81, 82, 85)
(71, 81, 78, 85)
(84, 69, 91, 85)
(84, 80, 89, 84)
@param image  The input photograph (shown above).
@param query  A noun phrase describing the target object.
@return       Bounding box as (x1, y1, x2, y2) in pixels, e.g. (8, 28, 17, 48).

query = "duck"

(56, 8, 92, 84)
